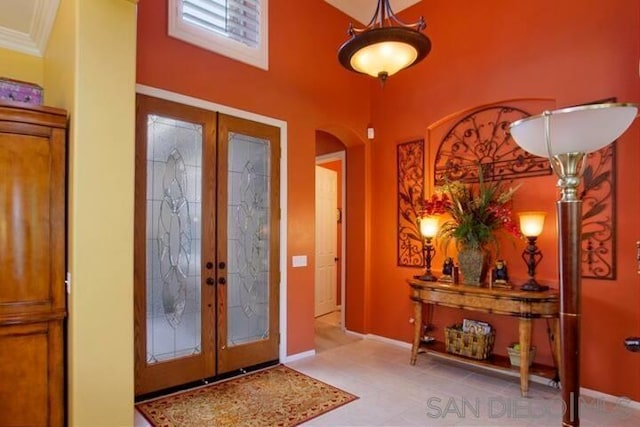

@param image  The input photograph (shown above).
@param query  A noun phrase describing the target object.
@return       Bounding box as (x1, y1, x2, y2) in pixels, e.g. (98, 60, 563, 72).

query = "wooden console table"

(408, 279, 561, 397)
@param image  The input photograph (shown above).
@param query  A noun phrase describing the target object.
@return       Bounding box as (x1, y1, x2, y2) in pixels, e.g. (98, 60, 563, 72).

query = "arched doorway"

(314, 128, 369, 352)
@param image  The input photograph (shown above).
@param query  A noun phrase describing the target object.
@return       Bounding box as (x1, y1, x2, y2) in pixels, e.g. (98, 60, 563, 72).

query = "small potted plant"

(507, 343, 536, 367)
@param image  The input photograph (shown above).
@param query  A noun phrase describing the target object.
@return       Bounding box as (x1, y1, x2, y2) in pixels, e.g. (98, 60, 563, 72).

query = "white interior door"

(315, 166, 337, 317)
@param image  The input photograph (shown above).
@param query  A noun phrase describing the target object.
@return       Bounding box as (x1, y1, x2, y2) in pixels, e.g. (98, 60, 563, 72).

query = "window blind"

(182, 0, 260, 48)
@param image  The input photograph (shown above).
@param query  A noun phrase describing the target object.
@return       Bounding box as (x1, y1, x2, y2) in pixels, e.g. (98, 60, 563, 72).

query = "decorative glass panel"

(146, 114, 203, 364)
(227, 132, 270, 346)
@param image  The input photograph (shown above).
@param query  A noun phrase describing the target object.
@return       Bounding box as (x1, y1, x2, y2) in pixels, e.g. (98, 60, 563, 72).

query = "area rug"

(136, 364, 358, 426)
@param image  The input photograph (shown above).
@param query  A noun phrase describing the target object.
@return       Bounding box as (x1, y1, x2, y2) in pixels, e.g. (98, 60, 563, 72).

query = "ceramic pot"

(457, 247, 490, 286)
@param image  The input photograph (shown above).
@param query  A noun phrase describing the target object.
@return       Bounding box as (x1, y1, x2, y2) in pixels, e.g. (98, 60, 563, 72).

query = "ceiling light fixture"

(338, 0, 431, 84)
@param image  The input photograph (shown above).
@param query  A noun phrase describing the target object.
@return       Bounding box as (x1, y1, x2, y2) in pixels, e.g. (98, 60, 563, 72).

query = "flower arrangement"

(418, 193, 451, 216)
(436, 171, 521, 253)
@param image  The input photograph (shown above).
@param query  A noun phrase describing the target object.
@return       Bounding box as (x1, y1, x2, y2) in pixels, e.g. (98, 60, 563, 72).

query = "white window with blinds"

(168, 0, 268, 70)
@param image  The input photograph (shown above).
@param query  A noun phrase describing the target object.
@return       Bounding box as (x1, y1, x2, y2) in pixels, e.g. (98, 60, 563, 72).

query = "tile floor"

(315, 310, 361, 353)
(135, 312, 640, 426)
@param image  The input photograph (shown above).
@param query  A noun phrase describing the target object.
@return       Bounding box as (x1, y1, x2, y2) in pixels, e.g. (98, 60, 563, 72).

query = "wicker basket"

(445, 326, 495, 360)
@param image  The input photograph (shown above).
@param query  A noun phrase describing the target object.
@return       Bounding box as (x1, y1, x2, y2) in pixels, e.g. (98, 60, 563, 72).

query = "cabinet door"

(0, 120, 66, 317)
(0, 321, 64, 426)
(0, 103, 67, 427)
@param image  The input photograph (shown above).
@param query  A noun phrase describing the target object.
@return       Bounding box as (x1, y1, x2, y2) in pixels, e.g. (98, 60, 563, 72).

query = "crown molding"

(0, 0, 60, 57)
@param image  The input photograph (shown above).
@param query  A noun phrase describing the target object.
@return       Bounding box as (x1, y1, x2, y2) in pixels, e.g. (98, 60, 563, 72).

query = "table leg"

(550, 317, 562, 381)
(410, 299, 422, 365)
(518, 318, 532, 397)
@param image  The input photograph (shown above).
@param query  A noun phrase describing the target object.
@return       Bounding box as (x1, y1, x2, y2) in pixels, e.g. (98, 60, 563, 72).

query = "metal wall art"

(575, 97, 617, 280)
(397, 139, 425, 267)
(398, 99, 616, 279)
(580, 138, 617, 280)
(433, 105, 551, 185)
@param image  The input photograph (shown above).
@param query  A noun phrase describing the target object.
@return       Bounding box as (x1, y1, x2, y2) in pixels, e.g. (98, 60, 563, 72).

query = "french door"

(134, 95, 280, 396)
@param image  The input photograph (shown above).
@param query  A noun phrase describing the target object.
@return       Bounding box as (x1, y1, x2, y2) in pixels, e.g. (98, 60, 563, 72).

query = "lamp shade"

(339, 27, 431, 79)
(509, 103, 638, 158)
(519, 212, 546, 237)
(420, 215, 440, 238)
(351, 40, 417, 78)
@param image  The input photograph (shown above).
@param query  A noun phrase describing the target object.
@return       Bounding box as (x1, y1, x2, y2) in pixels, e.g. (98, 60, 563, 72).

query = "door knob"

(206, 262, 214, 269)
(219, 261, 226, 269)
(206, 277, 215, 285)
(218, 277, 226, 285)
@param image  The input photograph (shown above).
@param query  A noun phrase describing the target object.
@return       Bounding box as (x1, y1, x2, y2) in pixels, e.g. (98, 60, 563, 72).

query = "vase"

(457, 247, 490, 286)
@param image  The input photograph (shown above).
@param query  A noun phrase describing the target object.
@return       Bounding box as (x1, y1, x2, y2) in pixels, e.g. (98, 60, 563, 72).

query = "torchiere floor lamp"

(510, 103, 637, 427)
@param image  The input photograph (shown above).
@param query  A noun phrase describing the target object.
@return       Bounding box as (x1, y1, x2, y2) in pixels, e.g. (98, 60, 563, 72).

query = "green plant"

(437, 170, 521, 254)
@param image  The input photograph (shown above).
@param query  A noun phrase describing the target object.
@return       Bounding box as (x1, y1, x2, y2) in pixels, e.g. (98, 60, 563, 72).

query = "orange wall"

(370, 0, 640, 400)
(136, 0, 371, 354)
(345, 144, 369, 332)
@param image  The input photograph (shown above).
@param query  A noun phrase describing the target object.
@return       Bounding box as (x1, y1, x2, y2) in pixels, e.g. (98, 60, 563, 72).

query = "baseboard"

(343, 328, 366, 339)
(581, 386, 640, 410)
(365, 333, 412, 349)
(283, 349, 316, 363)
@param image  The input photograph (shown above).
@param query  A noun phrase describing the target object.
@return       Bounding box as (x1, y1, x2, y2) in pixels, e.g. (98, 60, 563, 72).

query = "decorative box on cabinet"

(0, 100, 67, 427)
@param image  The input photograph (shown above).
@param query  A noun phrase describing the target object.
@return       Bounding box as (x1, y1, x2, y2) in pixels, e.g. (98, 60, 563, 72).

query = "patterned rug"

(136, 364, 358, 426)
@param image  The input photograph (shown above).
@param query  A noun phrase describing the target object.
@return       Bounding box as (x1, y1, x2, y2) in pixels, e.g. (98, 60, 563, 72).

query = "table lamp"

(519, 211, 548, 292)
(414, 215, 439, 281)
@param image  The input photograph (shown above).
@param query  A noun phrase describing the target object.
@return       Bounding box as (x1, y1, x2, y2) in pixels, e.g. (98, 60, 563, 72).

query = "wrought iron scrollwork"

(580, 143, 616, 279)
(433, 106, 551, 184)
(427, 101, 616, 280)
(397, 139, 424, 267)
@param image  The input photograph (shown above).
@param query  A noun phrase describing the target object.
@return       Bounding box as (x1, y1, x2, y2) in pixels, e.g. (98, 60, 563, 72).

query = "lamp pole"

(553, 151, 585, 427)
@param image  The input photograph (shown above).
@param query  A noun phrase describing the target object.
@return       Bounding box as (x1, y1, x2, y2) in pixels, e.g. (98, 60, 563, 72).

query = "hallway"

(315, 310, 362, 353)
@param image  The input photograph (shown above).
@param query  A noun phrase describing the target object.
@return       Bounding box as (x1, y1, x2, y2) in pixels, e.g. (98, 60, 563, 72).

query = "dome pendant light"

(338, 0, 431, 84)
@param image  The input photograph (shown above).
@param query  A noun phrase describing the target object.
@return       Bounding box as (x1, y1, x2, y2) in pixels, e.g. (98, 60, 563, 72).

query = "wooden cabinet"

(0, 100, 67, 427)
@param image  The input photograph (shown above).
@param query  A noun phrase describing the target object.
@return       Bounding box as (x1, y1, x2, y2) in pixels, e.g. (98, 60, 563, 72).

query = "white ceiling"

(0, 1, 421, 58)
(324, 0, 422, 25)
(0, 0, 59, 57)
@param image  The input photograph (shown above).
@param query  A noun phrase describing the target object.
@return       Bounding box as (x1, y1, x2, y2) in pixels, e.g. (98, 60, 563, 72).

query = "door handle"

(218, 277, 226, 285)
(206, 277, 215, 285)
(206, 262, 214, 270)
